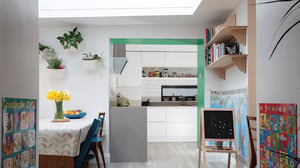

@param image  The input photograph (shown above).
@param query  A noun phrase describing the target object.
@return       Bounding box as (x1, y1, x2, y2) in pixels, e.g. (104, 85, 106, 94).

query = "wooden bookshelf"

(206, 54, 247, 80)
(206, 26, 247, 47)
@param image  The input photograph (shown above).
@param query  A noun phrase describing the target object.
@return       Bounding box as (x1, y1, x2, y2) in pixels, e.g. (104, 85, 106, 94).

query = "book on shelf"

(205, 42, 239, 66)
(205, 26, 217, 44)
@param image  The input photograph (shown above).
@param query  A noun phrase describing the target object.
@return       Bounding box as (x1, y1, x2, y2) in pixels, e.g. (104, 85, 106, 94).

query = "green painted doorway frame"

(110, 38, 205, 146)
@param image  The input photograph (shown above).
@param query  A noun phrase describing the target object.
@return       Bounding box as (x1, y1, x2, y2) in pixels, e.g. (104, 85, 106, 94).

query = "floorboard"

(91, 142, 245, 168)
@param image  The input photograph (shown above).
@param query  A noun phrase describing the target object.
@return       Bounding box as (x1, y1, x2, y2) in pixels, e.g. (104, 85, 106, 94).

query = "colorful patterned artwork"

(259, 103, 297, 168)
(2, 98, 37, 168)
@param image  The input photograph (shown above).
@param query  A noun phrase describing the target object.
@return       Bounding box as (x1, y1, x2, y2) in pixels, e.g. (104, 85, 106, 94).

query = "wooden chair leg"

(91, 143, 101, 168)
(97, 142, 106, 168)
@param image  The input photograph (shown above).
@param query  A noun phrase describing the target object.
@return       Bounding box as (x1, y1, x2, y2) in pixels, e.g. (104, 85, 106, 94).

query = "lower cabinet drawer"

(166, 122, 197, 137)
(147, 122, 166, 137)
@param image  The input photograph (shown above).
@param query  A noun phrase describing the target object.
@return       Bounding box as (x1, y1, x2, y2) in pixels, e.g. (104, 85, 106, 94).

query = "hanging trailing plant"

(56, 27, 83, 50)
(39, 43, 50, 52)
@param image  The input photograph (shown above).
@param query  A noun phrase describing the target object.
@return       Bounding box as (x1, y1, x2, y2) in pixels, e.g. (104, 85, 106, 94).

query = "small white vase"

(82, 60, 101, 71)
(47, 68, 66, 79)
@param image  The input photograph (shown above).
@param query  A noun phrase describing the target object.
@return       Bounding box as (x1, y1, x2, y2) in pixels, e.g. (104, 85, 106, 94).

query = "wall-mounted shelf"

(206, 54, 247, 80)
(206, 26, 247, 47)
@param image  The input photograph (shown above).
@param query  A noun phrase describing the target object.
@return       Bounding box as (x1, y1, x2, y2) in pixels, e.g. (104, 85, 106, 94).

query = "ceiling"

(39, 0, 244, 26)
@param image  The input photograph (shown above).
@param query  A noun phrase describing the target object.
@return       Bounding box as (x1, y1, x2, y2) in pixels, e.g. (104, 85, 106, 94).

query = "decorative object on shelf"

(56, 27, 83, 50)
(82, 52, 102, 71)
(46, 90, 71, 122)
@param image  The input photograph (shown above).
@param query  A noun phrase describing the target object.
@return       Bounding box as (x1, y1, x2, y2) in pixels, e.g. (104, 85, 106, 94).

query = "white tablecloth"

(38, 117, 94, 156)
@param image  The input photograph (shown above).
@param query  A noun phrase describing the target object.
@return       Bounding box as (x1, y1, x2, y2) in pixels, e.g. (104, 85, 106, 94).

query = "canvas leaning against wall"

(2, 98, 37, 168)
(259, 103, 298, 168)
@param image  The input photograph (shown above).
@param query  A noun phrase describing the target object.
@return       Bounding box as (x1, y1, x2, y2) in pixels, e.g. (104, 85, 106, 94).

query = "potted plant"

(82, 52, 102, 71)
(56, 27, 83, 50)
(46, 57, 66, 79)
(39, 43, 57, 60)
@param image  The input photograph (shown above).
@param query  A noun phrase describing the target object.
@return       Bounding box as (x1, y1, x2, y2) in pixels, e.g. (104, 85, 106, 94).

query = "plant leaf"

(73, 27, 78, 32)
(281, 0, 300, 21)
(269, 19, 300, 59)
(256, 0, 295, 5)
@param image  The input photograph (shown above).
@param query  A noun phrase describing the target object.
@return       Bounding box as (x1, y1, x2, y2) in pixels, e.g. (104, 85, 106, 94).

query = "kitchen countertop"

(144, 101, 197, 107)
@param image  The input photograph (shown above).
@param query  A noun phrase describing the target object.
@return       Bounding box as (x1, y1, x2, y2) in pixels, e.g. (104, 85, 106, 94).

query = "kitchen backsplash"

(142, 78, 197, 100)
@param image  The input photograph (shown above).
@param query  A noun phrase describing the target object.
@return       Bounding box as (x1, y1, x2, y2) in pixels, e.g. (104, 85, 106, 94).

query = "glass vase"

(54, 100, 64, 120)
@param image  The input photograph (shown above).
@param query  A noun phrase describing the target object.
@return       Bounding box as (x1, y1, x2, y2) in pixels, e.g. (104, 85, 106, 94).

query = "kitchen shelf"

(206, 54, 247, 80)
(206, 26, 247, 47)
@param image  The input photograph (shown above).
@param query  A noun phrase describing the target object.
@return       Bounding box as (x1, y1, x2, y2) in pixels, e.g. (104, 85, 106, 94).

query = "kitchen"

(110, 42, 200, 162)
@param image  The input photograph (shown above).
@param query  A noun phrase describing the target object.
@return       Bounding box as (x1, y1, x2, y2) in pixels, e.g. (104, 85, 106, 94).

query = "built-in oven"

(161, 85, 197, 101)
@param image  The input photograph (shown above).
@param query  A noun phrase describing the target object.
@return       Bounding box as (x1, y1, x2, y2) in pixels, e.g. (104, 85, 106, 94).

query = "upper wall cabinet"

(142, 52, 165, 67)
(141, 52, 197, 68)
(165, 52, 197, 68)
(129, 44, 198, 68)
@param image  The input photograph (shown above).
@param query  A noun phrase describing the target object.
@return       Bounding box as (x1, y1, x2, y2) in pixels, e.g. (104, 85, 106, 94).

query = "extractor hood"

(113, 44, 128, 74)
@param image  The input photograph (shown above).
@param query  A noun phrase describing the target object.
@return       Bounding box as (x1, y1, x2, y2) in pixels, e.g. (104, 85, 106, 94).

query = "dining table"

(38, 117, 94, 168)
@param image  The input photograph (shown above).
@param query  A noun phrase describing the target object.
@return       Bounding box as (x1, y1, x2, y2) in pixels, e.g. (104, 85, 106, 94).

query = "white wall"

(39, 24, 206, 160)
(0, 0, 39, 166)
(257, 2, 300, 157)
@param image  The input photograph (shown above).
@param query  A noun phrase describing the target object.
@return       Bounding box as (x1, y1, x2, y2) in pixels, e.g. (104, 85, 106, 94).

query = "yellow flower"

(46, 90, 71, 102)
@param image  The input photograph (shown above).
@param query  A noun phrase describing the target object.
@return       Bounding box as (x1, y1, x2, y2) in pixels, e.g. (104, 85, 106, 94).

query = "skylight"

(39, 0, 202, 18)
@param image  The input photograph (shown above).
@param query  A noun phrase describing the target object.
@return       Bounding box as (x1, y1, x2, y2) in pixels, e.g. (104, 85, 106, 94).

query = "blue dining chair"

(90, 112, 106, 168)
(75, 118, 103, 168)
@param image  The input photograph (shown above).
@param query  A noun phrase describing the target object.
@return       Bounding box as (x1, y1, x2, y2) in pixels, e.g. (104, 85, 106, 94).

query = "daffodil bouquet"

(46, 90, 70, 120)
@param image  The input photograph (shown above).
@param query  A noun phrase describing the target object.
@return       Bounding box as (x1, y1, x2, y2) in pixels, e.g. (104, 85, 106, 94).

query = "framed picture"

(2, 98, 37, 168)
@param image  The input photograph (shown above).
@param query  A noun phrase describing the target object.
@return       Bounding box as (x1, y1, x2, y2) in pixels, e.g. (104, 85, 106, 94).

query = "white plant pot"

(82, 60, 101, 71)
(47, 68, 66, 79)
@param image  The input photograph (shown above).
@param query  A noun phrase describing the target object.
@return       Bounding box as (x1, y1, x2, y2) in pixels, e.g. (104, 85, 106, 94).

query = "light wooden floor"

(94, 142, 242, 168)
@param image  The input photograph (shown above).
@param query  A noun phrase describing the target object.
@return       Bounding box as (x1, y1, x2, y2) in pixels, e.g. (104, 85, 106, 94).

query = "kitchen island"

(110, 107, 147, 162)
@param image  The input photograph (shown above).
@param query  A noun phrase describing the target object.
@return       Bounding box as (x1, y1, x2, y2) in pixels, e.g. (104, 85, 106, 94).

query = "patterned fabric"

(38, 118, 93, 156)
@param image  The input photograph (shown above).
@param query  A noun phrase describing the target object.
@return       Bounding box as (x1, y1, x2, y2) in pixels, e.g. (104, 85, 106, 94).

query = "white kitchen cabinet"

(117, 52, 142, 87)
(147, 107, 166, 121)
(167, 123, 197, 137)
(147, 122, 166, 137)
(166, 107, 197, 122)
(147, 106, 197, 142)
(141, 52, 165, 67)
(126, 44, 197, 52)
(165, 52, 197, 67)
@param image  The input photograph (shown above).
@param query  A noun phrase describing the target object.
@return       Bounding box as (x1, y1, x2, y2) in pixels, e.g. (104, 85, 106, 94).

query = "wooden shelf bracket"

(232, 57, 247, 73)
(213, 68, 225, 80)
(231, 29, 247, 45)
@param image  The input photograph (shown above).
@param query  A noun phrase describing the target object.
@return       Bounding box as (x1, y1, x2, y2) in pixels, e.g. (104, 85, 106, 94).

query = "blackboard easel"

(198, 108, 238, 168)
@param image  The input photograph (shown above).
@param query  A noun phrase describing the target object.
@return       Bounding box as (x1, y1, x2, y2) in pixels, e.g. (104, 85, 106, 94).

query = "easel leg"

(203, 149, 206, 168)
(228, 142, 232, 168)
(227, 153, 231, 168)
(198, 146, 201, 168)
